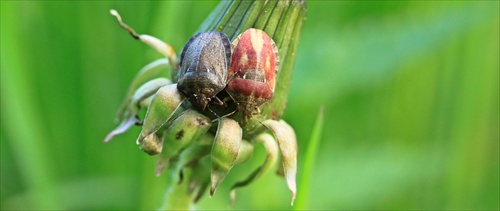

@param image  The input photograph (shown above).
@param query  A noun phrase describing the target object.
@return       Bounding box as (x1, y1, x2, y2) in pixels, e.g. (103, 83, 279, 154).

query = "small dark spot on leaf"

(196, 117, 209, 126)
(176, 130, 184, 140)
(178, 169, 184, 184)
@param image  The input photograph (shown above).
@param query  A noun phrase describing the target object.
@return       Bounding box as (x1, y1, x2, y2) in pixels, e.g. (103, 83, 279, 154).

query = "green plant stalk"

(162, 0, 306, 209)
(159, 167, 196, 210)
(294, 107, 324, 210)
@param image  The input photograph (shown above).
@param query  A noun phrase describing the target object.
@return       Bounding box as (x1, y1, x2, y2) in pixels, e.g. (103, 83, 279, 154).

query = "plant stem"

(159, 167, 195, 210)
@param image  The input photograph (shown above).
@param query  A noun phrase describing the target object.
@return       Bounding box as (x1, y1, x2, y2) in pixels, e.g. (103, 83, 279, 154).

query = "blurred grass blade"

(1, 2, 60, 209)
(295, 107, 324, 210)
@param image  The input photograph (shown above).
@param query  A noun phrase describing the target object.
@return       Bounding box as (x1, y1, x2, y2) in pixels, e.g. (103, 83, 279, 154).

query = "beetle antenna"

(252, 114, 271, 131)
(110, 9, 140, 39)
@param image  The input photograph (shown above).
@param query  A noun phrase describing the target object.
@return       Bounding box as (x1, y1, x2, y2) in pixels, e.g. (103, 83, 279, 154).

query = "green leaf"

(295, 107, 324, 210)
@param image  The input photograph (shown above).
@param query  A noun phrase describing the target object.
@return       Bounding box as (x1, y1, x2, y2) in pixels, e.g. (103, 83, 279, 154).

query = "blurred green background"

(1, 1, 498, 210)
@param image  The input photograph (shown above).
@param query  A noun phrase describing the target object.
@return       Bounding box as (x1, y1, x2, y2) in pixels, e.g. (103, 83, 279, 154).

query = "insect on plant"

(226, 28, 279, 124)
(177, 32, 232, 113)
(105, 8, 299, 206)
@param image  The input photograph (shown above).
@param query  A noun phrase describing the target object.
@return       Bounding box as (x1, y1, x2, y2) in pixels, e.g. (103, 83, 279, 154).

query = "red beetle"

(226, 28, 279, 123)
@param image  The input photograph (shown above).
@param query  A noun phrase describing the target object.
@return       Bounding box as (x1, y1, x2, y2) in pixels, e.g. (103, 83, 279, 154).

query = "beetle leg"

(212, 96, 225, 106)
(207, 107, 222, 122)
(222, 96, 233, 105)
(255, 107, 261, 115)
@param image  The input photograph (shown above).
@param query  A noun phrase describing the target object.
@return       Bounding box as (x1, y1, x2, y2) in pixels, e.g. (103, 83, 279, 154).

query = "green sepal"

(210, 118, 242, 197)
(104, 78, 171, 143)
(116, 58, 171, 121)
(234, 140, 254, 165)
(155, 109, 212, 175)
(263, 119, 297, 205)
(137, 84, 185, 144)
(140, 132, 163, 155)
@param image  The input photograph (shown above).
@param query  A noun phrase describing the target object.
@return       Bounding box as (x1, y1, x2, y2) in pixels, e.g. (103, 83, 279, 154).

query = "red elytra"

(226, 28, 279, 122)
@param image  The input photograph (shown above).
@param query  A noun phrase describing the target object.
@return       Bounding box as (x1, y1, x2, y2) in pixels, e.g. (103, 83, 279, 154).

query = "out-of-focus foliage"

(1, 1, 498, 210)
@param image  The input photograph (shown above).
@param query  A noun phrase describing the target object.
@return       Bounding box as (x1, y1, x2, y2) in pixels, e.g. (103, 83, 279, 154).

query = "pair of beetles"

(108, 10, 297, 204)
(178, 29, 279, 124)
(110, 9, 279, 125)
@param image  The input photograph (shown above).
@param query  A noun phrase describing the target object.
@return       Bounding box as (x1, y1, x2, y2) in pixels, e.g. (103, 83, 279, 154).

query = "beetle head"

(178, 71, 223, 112)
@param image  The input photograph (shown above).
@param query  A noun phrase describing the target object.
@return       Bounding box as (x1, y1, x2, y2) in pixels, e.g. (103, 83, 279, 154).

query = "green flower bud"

(140, 132, 163, 155)
(155, 109, 211, 175)
(178, 138, 213, 168)
(137, 84, 185, 144)
(104, 78, 171, 143)
(210, 118, 242, 197)
(234, 140, 254, 165)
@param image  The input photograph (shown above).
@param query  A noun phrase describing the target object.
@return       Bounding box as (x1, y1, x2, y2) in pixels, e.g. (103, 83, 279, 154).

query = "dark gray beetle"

(177, 32, 232, 112)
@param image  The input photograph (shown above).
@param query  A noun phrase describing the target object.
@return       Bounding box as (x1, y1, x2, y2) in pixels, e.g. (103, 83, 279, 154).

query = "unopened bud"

(234, 140, 254, 165)
(155, 109, 211, 175)
(137, 84, 185, 144)
(210, 118, 242, 197)
(177, 134, 214, 167)
(140, 133, 163, 155)
(104, 78, 171, 143)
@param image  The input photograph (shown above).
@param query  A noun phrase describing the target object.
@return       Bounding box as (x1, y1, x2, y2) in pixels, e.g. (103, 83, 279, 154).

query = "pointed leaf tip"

(210, 118, 242, 197)
(140, 133, 163, 155)
(138, 84, 185, 144)
(104, 115, 137, 143)
(263, 119, 298, 204)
